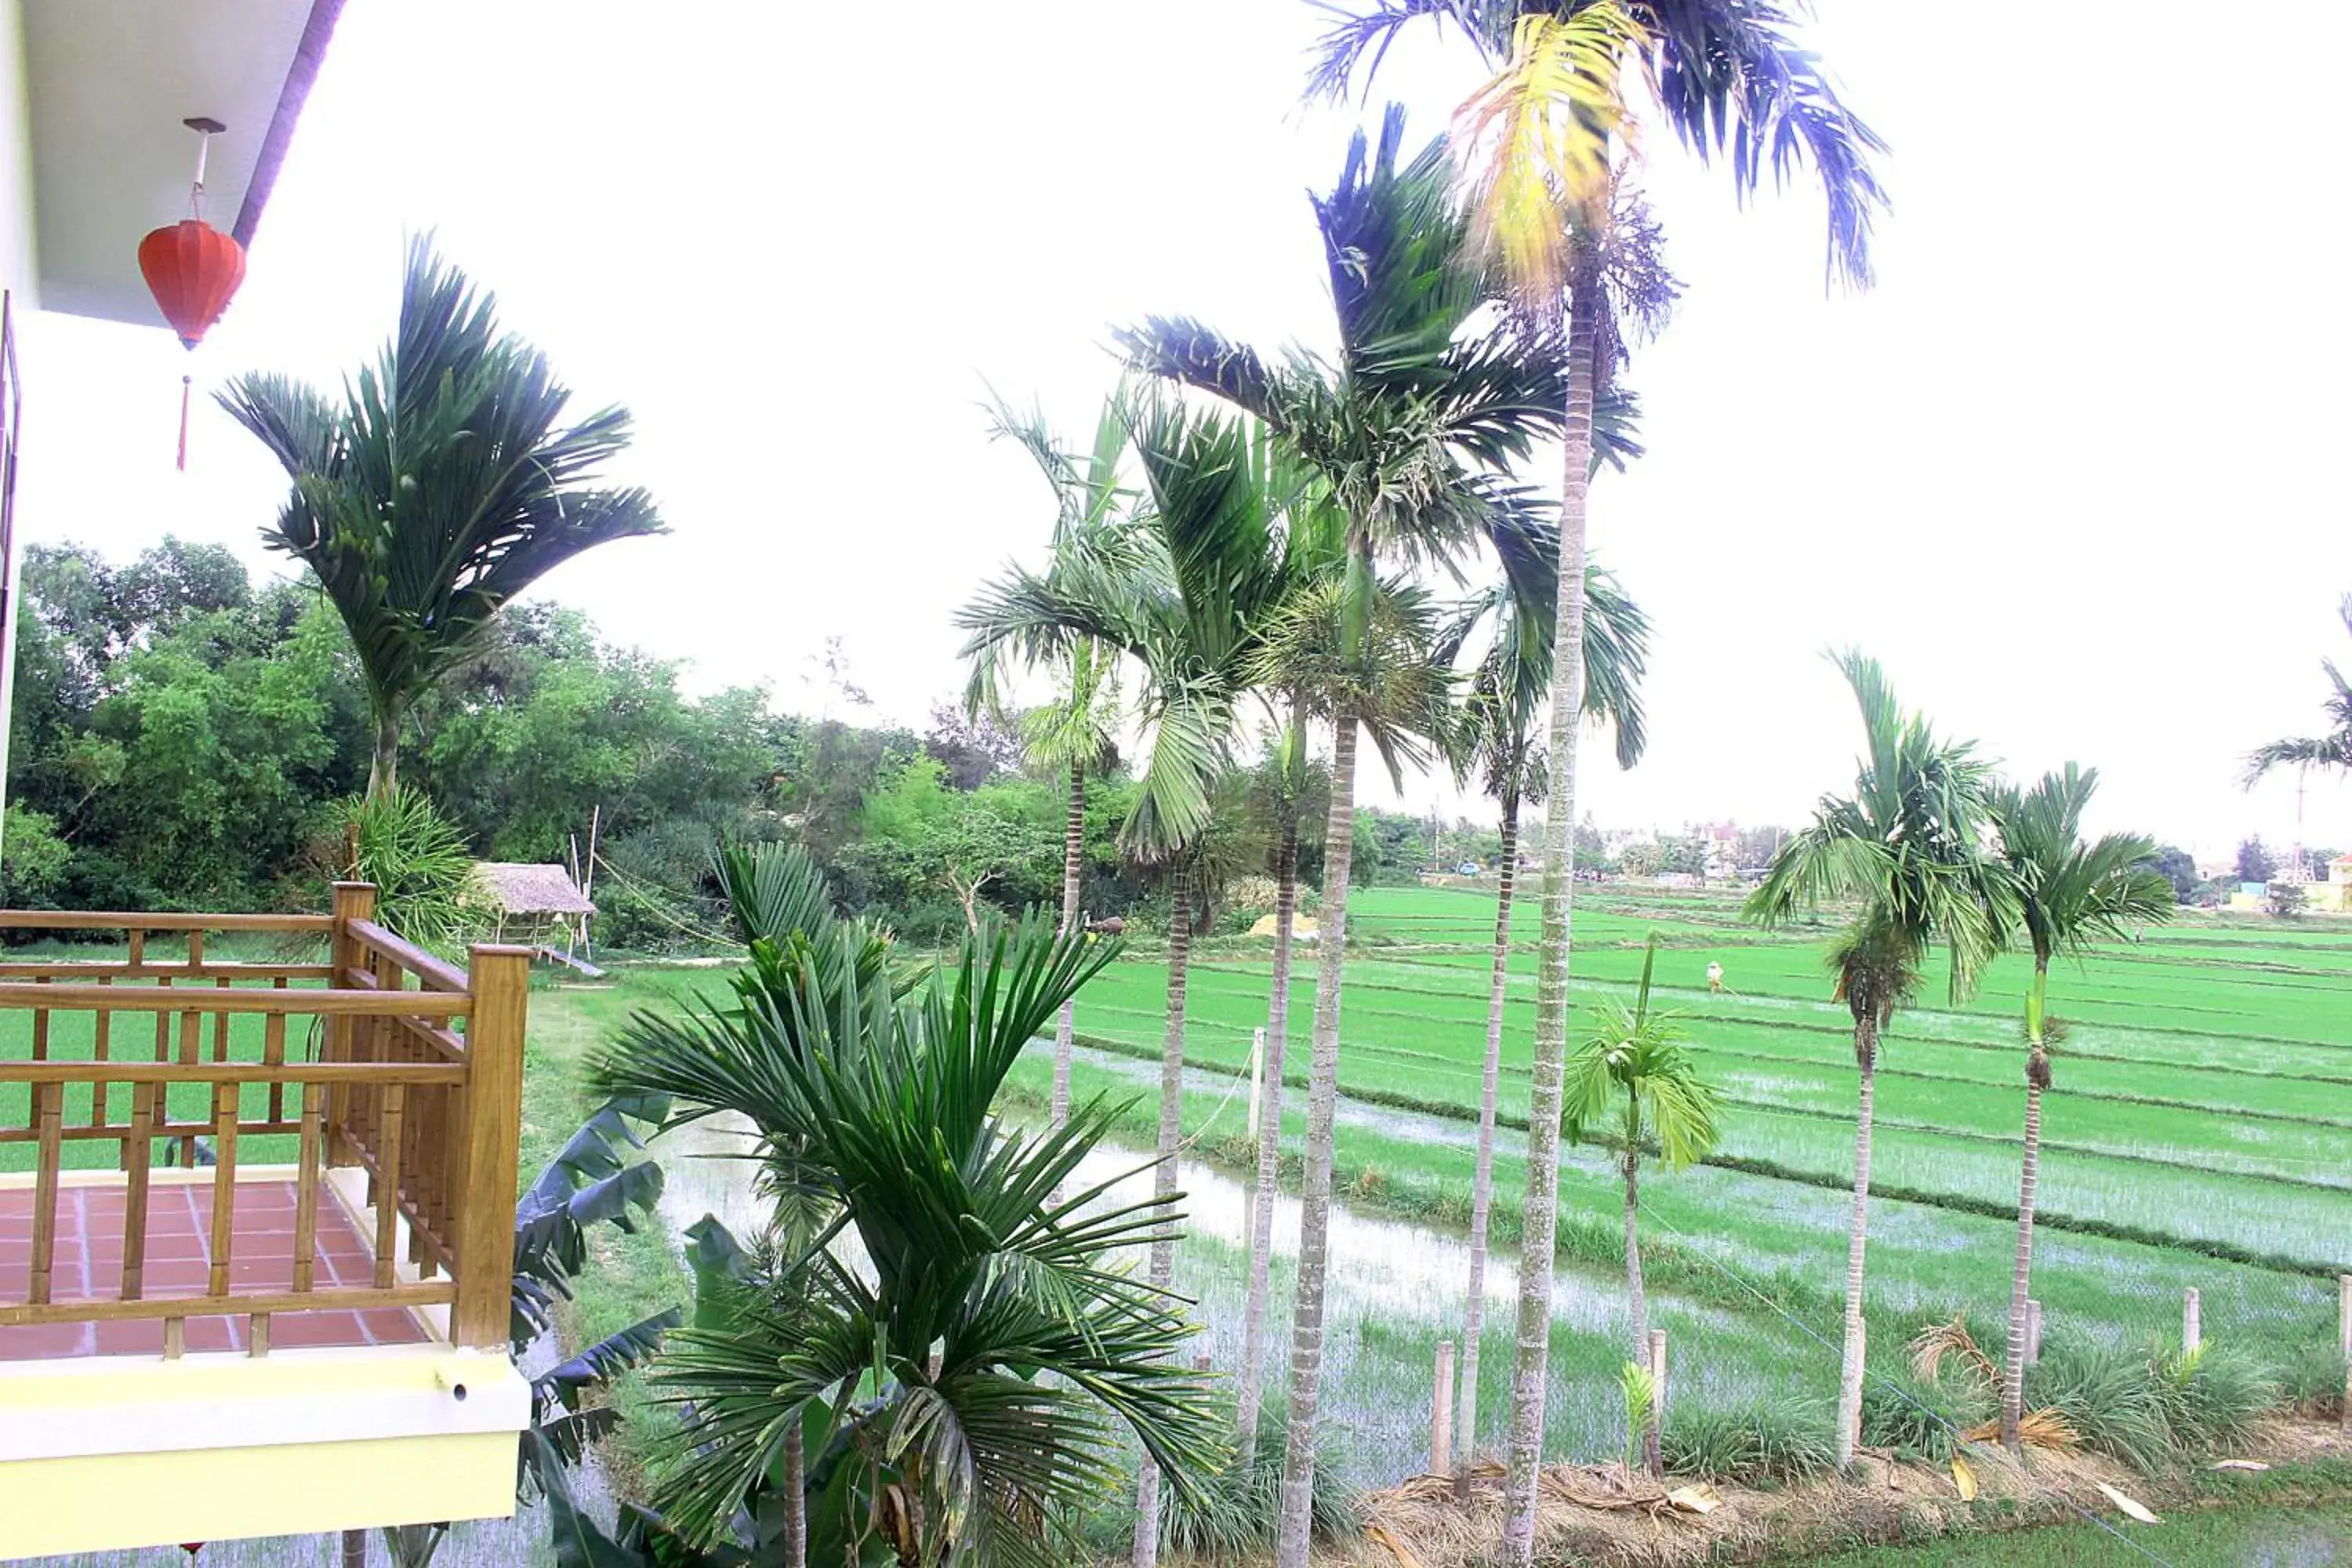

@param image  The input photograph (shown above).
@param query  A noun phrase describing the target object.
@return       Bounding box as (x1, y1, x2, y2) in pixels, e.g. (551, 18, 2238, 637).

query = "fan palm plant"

(1745, 652, 2009, 1470)
(2244, 595, 2352, 788)
(1986, 766, 2171, 1454)
(1439, 560, 1648, 1477)
(1563, 936, 1717, 1477)
(1121, 108, 1571, 1565)
(966, 394, 1132, 1132)
(220, 238, 665, 799)
(595, 846, 1222, 1563)
(1308, 12, 1882, 1550)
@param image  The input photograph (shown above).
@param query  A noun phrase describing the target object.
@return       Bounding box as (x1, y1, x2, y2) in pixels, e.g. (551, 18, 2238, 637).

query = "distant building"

(2328, 854, 2352, 913)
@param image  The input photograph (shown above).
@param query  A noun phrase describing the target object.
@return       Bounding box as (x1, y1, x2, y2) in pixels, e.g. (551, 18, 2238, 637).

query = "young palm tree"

(2244, 594, 2352, 788)
(220, 238, 664, 799)
(960, 396, 1300, 1566)
(1987, 765, 2171, 1453)
(966, 394, 1132, 1131)
(1439, 559, 1647, 1478)
(1308, 13, 1883, 1549)
(1121, 110, 1569, 1566)
(1746, 652, 2009, 1471)
(1563, 936, 1717, 1477)
(597, 851, 1224, 1563)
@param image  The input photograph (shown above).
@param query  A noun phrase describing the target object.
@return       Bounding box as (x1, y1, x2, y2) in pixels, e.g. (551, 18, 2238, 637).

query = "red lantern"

(137, 218, 246, 349)
(140, 118, 247, 470)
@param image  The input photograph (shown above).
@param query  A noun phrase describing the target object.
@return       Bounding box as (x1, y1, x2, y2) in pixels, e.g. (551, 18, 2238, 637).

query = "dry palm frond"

(1958, 1407, 2081, 1451)
(1911, 1316, 2003, 1398)
(1450, 5, 1644, 299)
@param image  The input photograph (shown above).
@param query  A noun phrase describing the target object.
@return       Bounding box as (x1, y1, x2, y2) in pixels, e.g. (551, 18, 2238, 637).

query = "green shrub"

(1661, 1399, 1835, 1485)
(1157, 1412, 1361, 1560)
(2278, 1342, 2348, 1418)
(2032, 1341, 2173, 1471)
(1859, 1368, 1984, 1463)
(344, 787, 477, 951)
(2154, 1343, 2277, 1455)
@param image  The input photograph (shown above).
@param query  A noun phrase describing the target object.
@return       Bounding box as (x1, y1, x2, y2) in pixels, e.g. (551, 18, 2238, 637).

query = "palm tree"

(220, 238, 665, 799)
(1439, 560, 1648, 1479)
(1307, 12, 1883, 1549)
(1986, 765, 2171, 1454)
(966, 394, 1131, 1131)
(1563, 936, 1717, 1477)
(960, 395, 1301, 1565)
(595, 846, 1224, 1563)
(1121, 109, 1569, 1566)
(1745, 652, 2009, 1471)
(2244, 594, 2352, 789)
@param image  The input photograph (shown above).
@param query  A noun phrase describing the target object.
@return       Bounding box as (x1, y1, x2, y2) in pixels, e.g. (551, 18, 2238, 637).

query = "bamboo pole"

(1433, 1339, 1455, 1475)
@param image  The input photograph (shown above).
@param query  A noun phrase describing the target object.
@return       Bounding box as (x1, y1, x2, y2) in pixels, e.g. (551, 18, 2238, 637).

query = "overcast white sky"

(18, 1, 2350, 862)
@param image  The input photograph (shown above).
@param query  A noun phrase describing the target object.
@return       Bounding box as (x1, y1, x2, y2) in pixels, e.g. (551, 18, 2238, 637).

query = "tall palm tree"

(1563, 936, 1716, 1477)
(1121, 107, 1570, 1566)
(2244, 594, 2352, 790)
(1439, 558, 1647, 1479)
(595, 847, 1225, 1563)
(1308, 12, 1883, 1550)
(1746, 653, 2009, 1471)
(966, 394, 1131, 1131)
(1986, 766, 2171, 1453)
(220, 238, 665, 799)
(960, 396, 1300, 1566)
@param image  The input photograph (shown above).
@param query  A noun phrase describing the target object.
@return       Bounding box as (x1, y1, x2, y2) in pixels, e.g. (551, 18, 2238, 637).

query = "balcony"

(0, 886, 532, 1559)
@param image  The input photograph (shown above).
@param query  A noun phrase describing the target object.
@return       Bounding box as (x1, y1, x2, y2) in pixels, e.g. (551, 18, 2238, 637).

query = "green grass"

(1796, 1502, 2352, 1566)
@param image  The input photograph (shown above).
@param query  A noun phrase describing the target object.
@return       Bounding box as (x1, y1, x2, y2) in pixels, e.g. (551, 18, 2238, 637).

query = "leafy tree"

(2150, 844, 2198, 904)
(593, 847, 1223, 1563)
(220, 238, 665, 799)
(1120, 111, 1572, 1556)
(2235, 837, 2276, 884)
(1563, 937, 1717, 1477)
(1308, 6, 1884, 1549)
(2244, 595, 2352, 788)
(2267, 881, 2309, 918)
(1985, 766, 2172, 1454)
(1744, 654, 2009, 1470)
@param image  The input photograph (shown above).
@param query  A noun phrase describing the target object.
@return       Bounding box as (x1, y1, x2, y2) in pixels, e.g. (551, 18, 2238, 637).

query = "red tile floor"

(0, 1178, 429, 1360)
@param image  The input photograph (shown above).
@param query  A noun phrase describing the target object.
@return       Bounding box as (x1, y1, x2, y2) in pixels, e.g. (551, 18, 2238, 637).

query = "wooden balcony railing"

(0, 884, 528, 1354)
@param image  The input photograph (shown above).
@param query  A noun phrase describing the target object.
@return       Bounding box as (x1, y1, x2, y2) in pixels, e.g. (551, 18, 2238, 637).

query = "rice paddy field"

(1014, 882, 2352, 1481)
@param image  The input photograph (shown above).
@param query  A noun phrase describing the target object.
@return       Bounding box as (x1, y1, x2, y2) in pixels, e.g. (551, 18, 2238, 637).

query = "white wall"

(0, 0, 30, 869)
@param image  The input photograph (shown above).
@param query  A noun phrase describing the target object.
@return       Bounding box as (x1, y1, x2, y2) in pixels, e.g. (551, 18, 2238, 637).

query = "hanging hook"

(182, 116, 226, 218)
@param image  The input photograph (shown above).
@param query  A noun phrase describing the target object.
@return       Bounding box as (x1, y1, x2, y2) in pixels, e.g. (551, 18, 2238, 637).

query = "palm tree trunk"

(368, 707, 400, 802)
(1624, 1140, 1659, 1477)
(1457, 794, 1518, 1490)
(1238, 786, 1301, 1458)
(1835, 1012, 1881, 1470)
(1053, 758, 1087, 1130)
(783, 1421, 807, 1568)
(1502, 264, 1602, 1565)
(1273, 712, 1358, 1568)
(2001, 956, 2051, 1454)
(1132, 863, 1192, 1568)
(343, 1528, 368, 1568)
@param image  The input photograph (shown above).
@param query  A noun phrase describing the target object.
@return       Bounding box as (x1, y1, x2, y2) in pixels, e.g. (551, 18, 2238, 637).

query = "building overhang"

(19, 0, 343, 325)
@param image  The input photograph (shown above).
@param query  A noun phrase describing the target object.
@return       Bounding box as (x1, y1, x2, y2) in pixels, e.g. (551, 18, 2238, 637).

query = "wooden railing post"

(451, 945, 532, 1349)
(325, 883, 377, 1167)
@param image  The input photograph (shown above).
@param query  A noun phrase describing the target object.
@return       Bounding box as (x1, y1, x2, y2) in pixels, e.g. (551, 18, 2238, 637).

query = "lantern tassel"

(176, 375, 191, 471)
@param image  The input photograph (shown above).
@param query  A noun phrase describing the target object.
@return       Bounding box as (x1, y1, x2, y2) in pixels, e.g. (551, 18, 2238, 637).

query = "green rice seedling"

(1660, 1400, 1836, 1485)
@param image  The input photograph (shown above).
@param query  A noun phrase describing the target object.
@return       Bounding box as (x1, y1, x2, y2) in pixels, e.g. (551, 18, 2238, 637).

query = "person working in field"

(1707, 960, 1724, 994)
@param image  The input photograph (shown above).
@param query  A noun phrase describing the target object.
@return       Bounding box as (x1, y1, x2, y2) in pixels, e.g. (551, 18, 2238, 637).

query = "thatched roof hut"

(469, 862, 596, 919)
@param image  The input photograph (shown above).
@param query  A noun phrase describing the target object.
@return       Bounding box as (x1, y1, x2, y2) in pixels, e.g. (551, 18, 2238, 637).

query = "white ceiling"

(21, 0, 317, 325)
